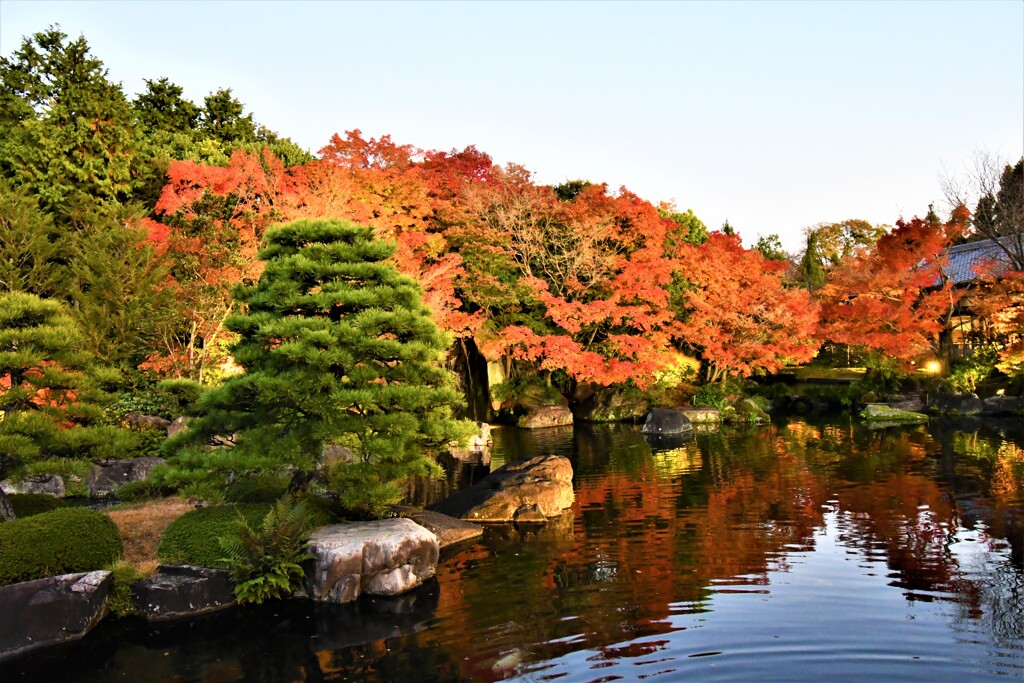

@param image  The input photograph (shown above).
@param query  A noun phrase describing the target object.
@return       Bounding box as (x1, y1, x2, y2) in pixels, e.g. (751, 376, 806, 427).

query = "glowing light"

(924, 360, 942, 374)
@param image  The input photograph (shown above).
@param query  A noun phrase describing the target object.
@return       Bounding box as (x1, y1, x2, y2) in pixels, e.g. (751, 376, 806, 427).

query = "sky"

(1, 0, 1022, 252)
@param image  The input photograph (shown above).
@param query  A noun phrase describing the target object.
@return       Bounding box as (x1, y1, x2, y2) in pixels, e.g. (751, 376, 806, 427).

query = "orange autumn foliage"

(675, 232, 819, 381)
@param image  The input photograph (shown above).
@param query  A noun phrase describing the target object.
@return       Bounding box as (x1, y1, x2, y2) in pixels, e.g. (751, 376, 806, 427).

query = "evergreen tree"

(161, 219, 472, 514)
(0, 293, 139, 484)
(0, 179, 65, 297)
(0, 27, 141, 214)
(65, 202, 177, 368)
(799, 231, 826, 292)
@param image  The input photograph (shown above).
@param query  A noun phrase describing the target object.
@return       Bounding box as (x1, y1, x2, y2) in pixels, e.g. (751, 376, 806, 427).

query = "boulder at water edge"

(0, 571, 111, 662)
(860, 404, 928, 424)
(132, 564, 236, 622)
(518, 405, 574, 429)
(678, 407, 720, 424)
(641, 408, 693, 435)
(982, 395, 1023, 416)
(305, 518, 439, 604)
(932, 392, 983, 415)
(431, 455, 574, 523)
(574, 388, 649, 423)
(388, 506, 484, 549)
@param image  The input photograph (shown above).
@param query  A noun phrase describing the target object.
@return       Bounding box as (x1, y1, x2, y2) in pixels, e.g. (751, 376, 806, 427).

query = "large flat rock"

(431, 455, 575, 523)
(305, 518, 439, 604)
(0, 571, 111, 662)
(132, 564, 236, 622)
(389, 507, 483, 549)
(518, 405, 573, 429)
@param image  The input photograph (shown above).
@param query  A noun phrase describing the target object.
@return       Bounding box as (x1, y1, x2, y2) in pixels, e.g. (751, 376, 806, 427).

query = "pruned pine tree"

(0, 292, 139, 484)
(161, 219, 472, 514)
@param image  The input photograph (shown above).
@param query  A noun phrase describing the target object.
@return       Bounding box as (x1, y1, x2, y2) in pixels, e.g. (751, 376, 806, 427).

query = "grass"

(105, 497, 194, 573)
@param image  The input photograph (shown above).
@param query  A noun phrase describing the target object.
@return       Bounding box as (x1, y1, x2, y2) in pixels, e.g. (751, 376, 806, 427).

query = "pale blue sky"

(2, 0, 1022, 251)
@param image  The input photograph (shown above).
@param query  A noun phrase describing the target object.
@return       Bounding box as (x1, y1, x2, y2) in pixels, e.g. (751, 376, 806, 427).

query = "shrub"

(218, 497, 312, 604)
(114, 479, 176, 501)
(947, 348, 999, 394)
(224, 474, 291, 504)
(0, 507, 124, 586)
(7, 493, 68, 518)
(157, 504, 270, 569)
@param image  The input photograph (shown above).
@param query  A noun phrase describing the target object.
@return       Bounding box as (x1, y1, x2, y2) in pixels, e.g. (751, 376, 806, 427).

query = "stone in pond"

(305, 518, 439, 603)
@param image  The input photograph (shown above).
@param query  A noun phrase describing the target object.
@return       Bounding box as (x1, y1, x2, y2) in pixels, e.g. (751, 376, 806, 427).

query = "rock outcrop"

(0, 571, 111, 662)
(305, 518, 439, 604)
(86, 457, 166, 498)
(431, 455, 574, 523)
(0, 474, 66, 498)
(518, 405, 574, 429)
(640, 408, 693, 436)
(132, 564, 236, 622)
(574, 388, 649, 423)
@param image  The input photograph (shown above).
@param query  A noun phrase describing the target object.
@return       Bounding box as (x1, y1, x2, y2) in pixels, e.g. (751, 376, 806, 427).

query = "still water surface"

(4, 418, 1023, 682)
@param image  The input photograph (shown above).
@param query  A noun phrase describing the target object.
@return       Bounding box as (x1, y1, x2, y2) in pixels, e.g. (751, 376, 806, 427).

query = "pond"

(3, 418, 1023, 682)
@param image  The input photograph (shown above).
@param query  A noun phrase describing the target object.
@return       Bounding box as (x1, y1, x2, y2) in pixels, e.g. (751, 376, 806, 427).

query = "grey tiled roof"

(943, 238, 1012, 285)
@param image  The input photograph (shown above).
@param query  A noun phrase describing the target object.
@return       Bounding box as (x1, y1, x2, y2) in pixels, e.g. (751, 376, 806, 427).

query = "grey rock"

(0, 474, 66, 498)
(982, 395, 1023, 416)
(0, 571, 111, 662)
(518, 405, 574, 429)
(86, 457, 166, 498)
(933, 392, 983, 415)
(389, 506, 484, 550)
(431, 455, 575, 523)
(678, 407, 720, 424)
(166, 416, 192, 439)
(641, 408, 694, 435)
(124, 413, 171, 430)
(0, 490, 14, 522)
(305, 518, 439, 603)
(132, 564, 236, 622)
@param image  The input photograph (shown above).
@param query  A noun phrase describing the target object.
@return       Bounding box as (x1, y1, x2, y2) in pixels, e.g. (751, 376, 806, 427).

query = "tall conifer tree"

(161, 219, 471, 514)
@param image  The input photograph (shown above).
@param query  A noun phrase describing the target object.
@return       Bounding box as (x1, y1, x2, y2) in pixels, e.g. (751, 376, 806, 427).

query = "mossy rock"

(730, 398, 771, 424)
(157, 504, 271, 569)
(6, 492, 69, 518)
(0, 507, 124, 586)
(859, 404, 928, 424)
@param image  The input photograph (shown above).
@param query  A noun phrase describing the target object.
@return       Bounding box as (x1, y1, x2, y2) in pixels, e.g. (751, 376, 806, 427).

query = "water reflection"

(3, 419, 1023, 682)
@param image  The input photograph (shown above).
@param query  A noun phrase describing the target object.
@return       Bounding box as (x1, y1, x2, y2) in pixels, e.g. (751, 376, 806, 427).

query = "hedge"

(0, 507, 124, 586)
(157, 504, 271, 569)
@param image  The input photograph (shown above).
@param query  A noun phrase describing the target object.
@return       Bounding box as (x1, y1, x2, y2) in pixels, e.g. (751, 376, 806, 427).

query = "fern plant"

(217, 496, 313, 604)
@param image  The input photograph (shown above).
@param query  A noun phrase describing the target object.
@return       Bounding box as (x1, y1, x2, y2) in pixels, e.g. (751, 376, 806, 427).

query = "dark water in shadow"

(3, 418, 1023, 682)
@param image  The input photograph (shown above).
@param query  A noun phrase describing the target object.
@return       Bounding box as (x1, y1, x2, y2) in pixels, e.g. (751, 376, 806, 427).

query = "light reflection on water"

(2, 418, 1023, 682)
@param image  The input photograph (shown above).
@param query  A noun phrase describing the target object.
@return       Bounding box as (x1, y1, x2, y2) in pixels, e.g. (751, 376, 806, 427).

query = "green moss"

(157, 504, 271, 569)
(859, 404, 928, 424)
(0, 507, 124, 586)
(106, 560, 146, 617)
(7, 492, 68, 518)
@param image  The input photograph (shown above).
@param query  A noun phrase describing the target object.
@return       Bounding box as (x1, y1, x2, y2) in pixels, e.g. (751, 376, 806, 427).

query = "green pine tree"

(0, 292, 140, 486)
(160, 219, 472, 514)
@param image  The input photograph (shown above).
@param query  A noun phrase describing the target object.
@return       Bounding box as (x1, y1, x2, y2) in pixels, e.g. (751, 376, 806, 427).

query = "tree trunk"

(0, 490, 15, 522)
